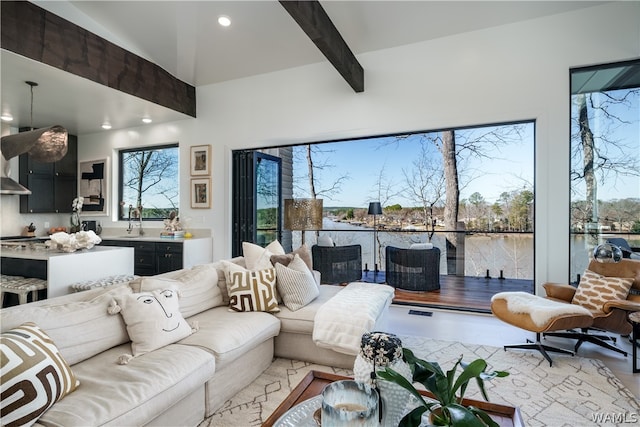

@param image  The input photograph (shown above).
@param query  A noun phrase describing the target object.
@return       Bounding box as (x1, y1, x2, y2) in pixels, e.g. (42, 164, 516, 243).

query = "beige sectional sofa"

(0, 256, 392, 427)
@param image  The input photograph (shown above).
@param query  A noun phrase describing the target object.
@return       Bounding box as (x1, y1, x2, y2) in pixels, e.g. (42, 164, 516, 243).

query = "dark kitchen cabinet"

(155, 242, 183, 274)
(100, 240, 183, 276)
(19, 135, 78, 213)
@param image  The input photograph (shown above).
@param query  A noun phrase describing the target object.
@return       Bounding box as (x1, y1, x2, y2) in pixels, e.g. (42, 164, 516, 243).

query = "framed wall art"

(190, 144, 211, 176)
(191, 178, 211, 209)
(78, 158, 108, 215)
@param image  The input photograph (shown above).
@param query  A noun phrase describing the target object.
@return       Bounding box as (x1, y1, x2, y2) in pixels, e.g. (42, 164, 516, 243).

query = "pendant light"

(1, 81, 69, 194)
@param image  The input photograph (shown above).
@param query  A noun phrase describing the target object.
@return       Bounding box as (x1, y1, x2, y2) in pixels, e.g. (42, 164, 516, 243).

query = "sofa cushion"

(131, 264, 222, 318)
(274, 254, 319, 311)
(1, 322, 79, 427)
(242, 240, 285, 270)
(180, 307, 280, 369)
(212, 257, 245, 304)
(36, 343, 215, 427)
(274, 285, 344, 334)
(227, 267, 280, 313)
(0, 285, 132, 365)
(113, 288, 193, 357)
(270, 244, 313, 272)
(572, 269, 633, 313)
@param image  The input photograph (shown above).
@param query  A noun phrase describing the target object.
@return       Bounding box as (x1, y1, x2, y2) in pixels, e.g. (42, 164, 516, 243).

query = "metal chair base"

(503, 333, 574, 366)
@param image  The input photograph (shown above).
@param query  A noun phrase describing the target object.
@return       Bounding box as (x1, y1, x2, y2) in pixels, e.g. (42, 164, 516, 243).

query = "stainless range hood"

(0, 147, 30, 195)
(1, 177, 31, 195)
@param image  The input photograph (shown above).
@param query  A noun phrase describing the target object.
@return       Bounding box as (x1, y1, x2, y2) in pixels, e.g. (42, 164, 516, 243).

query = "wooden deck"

(391, 275, 534, 313)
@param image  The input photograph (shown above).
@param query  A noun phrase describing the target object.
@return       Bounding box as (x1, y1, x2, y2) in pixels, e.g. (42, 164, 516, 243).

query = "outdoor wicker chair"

(311, 244, 362, 284)
(385, 245, 441, 291)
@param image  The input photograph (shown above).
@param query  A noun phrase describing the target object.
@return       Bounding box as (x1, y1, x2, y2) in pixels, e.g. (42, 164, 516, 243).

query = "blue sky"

(293, 123, 536, 207)
(293, 110, 639, 209)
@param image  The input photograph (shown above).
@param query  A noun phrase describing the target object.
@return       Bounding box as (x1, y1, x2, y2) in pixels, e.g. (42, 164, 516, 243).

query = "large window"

(118, 144, 179, 220)
(570, 59, 640, 281)
(233, 120, 535, 281)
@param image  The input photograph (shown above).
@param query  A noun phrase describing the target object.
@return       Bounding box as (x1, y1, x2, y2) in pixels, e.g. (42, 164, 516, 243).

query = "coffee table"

(262, 370, 524, 427)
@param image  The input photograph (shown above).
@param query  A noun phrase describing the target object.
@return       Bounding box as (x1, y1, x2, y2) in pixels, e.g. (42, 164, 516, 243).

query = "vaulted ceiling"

(1, 1, 604, 135)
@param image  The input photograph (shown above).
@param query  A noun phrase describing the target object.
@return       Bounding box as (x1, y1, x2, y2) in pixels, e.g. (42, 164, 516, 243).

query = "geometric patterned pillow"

(0, 322, 79, 427)
(227, 267, 280, 313)
(572, 269, 634, 313)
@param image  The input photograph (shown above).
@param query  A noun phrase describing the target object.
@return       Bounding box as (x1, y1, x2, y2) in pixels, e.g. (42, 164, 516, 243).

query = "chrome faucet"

(136, 208, 145, 236)
(126, 205, 134, 234)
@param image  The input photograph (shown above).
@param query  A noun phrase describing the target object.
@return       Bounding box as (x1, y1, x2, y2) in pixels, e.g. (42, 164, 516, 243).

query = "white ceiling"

(1, 1, 604, 135)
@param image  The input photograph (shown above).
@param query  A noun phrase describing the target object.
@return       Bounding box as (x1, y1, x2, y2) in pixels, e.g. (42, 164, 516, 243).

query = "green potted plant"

(377, 348, 509, 427)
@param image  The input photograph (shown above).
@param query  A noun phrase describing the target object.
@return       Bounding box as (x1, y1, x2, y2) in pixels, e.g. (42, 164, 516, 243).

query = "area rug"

(201, 335, 639, 427)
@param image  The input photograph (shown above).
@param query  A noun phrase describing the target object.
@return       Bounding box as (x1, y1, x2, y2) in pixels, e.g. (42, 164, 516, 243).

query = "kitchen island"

(1, 244, 134, 300)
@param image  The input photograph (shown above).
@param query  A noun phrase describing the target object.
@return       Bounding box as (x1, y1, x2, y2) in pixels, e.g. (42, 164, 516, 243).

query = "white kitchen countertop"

(0, 245, 128, 261)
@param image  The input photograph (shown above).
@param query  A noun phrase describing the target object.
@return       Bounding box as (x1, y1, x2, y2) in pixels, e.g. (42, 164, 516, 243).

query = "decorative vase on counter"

(70, 211, 81, 233)
(353, 331, 414, 427)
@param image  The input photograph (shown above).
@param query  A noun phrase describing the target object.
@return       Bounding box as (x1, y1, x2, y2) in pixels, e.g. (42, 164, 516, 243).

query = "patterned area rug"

(201, 335, 639, 427)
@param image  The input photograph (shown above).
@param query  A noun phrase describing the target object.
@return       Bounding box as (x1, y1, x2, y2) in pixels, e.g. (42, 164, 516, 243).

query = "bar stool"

(70, 274, 136, 292)
(0, 275, 48, 306)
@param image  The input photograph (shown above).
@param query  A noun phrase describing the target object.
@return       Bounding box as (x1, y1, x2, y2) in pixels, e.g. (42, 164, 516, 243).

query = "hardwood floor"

(391, 275, 534, 313)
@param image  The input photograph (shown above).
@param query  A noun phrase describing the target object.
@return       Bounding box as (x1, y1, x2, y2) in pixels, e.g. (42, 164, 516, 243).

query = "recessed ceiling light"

(101, 122, 112, 130)
(142, 117, 152, 124)
(1, 113, 13, 122)
(218, 15, 231, 27)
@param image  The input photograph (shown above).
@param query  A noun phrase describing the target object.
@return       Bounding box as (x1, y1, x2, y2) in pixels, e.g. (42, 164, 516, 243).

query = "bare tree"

(122, 149, 177, 215)
(571, 90, 640, 233)
(294, 144, 350, 201)
(402, 140, 445, 242)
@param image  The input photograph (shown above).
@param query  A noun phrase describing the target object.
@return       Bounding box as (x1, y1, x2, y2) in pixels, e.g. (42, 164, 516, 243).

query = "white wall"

(195, 2, 639, 291)
(2, 2, 638, 290)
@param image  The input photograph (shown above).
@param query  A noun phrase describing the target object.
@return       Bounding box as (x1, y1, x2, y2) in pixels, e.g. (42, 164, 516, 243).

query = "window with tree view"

(119, 144, 179, 220)
(570, 59, 640, 281)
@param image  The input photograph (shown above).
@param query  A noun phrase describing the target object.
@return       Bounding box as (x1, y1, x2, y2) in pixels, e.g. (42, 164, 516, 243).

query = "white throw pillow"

(113, 288, 193, 358)
(274, 254, 320, 311)
(242, 240, 285, 270)
(317, 235, 335, 247)
(409, 243, 434, 250)
(134, 264, 222, 317)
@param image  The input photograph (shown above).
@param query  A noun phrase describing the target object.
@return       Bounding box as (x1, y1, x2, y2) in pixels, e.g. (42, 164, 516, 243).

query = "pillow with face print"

(111, 287, 194, 360)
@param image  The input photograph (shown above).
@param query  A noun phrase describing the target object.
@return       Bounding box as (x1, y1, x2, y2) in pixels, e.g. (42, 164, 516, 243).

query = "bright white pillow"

(409, 243, 434, 250)
(135, 264, 222, 317)
(242, 240, 285, 270)
(274, 254, 320, 311)
(113, 288, 193, 358)
(317, 235, 335, 247)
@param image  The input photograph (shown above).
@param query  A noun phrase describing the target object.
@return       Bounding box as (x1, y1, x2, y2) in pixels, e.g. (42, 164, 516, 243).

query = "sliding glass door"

(231, 150, 282, 256)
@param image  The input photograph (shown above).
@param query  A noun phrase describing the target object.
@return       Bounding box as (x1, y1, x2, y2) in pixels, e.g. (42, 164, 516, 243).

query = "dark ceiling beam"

(1, 1, 196, 117)
(279, 0, 364, 93)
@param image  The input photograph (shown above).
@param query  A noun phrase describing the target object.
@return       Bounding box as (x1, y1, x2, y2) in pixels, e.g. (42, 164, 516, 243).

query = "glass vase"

(70, 211, 81, 233)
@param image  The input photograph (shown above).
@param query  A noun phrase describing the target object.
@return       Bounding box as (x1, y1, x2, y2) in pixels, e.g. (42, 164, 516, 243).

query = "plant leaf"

(445, 403, 487, 427)
(468, 406, 500, 427)
(378, 368, 429, 409)
(399, 406, 429, 427)
(451, 359, 487, 399)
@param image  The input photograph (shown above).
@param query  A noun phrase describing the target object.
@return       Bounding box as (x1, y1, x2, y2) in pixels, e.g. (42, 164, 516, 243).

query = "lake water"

(298, 219, 639, 281)
(299, 219, 535, 279)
